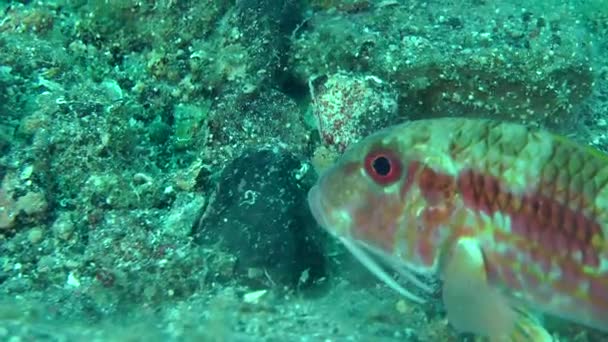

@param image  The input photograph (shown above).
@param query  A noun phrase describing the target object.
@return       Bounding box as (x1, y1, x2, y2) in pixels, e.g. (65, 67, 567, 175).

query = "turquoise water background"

(0, 1, 607, 340)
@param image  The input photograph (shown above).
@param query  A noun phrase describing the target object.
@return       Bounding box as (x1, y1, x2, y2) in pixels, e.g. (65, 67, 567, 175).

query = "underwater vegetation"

(0, 0, 607, 340)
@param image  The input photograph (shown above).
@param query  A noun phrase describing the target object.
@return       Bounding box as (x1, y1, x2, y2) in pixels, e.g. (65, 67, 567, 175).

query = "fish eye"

(372, 156, 391, 175)
(364, 149, 402, 185)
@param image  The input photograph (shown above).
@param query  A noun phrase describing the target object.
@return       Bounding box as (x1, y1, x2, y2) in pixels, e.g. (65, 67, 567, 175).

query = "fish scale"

(430, 120, 608, 316)
(308, 117, 608, 338)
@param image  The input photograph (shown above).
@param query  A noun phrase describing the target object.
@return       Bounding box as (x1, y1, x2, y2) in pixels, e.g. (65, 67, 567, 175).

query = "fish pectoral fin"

(507, 308, 553, 342)
(441, 238, 552, 341)
(441, 237, 512, 337)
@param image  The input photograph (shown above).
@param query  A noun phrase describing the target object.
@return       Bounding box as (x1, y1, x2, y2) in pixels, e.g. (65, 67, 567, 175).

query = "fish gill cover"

(0, 0, 607, 340)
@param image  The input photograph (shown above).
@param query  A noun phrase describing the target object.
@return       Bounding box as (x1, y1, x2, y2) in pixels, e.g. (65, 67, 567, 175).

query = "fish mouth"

(307, 185, 329, 229)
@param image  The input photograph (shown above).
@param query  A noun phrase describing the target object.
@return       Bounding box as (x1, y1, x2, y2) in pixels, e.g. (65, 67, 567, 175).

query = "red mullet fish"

(308, 118, 608, 341)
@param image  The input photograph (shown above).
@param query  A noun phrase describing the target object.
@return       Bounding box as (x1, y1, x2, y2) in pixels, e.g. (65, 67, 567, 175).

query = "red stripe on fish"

(401, 161, 460, 265)
(418, 165, 458, 207)
(455, 166, 608, 319)
(456, 168, 603, 268)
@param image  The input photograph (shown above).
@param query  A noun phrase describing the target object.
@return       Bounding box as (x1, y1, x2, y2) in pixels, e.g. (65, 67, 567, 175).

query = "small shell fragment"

(243, 289, 268, 304)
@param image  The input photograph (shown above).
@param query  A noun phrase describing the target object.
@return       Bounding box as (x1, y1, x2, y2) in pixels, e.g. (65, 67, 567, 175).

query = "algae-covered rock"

(291, 1, 594, 129)
(172, 102, 210, 150)
(189, 0, 302, 92)
(309, 72, 399, 152)
(196, 148, 326, 287)
(206, 87, 311, 160)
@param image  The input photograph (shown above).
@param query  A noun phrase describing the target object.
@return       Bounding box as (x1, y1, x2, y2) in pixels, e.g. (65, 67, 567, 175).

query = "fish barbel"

(308, 117, 608, 341)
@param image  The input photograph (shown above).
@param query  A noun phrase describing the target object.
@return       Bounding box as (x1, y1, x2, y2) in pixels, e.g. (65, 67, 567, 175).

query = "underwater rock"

(162, 192, 205, 238)
(291, 2, 593, 129)
(196, 148, 326, 287)
(309, 72, 399, 153)
(206, 87, 311, 162)
(191, 0, 303, 92)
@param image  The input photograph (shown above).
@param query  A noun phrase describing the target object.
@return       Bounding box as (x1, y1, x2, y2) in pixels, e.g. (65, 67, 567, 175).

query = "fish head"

(308, 129, 429, 266)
